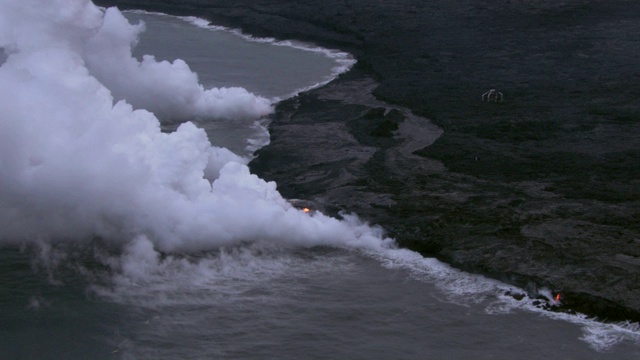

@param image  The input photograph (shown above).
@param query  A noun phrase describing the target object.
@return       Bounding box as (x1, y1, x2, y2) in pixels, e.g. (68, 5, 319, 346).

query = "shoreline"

(95, 0, 640, 322)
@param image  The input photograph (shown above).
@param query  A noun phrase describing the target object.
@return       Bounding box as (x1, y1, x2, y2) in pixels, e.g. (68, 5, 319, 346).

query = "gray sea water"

(126, 10, 353, 157)
(1, 10, 639, 360)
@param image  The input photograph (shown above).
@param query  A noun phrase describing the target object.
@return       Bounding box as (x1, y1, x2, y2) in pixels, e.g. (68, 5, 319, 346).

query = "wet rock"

(504, 290, 526, 301)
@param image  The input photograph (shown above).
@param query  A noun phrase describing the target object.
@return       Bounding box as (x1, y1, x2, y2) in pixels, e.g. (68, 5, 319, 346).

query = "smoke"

(0, 0, 393, 253)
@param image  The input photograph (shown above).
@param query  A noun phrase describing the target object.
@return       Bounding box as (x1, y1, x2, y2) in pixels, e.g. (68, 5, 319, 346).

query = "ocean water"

(1, 8, 640, 360)
(125, 10, 354, 157)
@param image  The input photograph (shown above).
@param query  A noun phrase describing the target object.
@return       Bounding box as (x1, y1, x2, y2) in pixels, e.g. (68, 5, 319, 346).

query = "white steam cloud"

(0, 0, 392, 253)
(85, 7, 272, 121)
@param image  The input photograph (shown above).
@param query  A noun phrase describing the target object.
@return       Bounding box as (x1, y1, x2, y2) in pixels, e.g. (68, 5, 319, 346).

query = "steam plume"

(0, 0, 391, 252)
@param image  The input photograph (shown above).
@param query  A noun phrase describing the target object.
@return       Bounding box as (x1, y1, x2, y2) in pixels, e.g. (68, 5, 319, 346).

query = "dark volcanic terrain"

(96, 0, 640, 322)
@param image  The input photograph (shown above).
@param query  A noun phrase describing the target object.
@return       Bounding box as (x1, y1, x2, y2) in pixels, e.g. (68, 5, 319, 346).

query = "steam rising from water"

(0, 0, 392, 252)
(3, 1, 640, 354)
(86, 8, 272, 121)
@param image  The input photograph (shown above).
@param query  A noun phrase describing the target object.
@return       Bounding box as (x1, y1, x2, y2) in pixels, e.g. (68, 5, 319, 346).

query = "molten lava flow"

(555, 293, 561, 302)
(303, 208, 311, 213)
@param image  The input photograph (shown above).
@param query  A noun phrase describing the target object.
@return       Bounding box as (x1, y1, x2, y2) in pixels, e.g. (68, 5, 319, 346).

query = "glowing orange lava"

(303, 208, 310, 213)
(555, 294, 561, 302)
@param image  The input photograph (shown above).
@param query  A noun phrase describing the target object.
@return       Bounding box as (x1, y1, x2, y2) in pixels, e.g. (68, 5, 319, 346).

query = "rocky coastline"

(95, 0, 640, 322)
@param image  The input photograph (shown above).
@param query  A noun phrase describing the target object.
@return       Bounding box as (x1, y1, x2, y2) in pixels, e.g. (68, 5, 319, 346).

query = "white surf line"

(124, 9, 356, 103)
(363, 246, 640, 351)
(115, 6, 639, 352)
